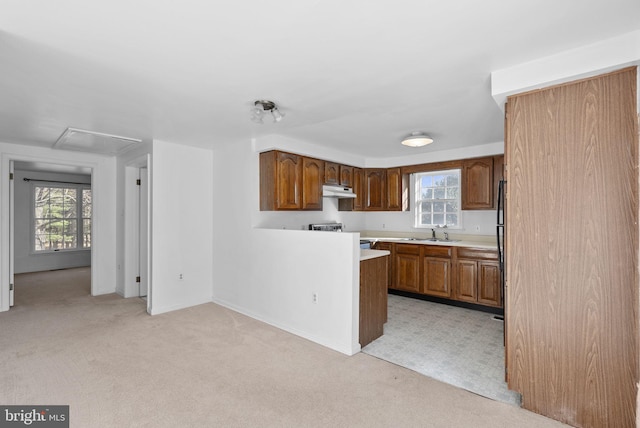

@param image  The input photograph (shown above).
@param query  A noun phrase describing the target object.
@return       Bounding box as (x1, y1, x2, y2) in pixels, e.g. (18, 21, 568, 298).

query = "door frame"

(123, 154, 151, 313)
(1, 152, 98, 311)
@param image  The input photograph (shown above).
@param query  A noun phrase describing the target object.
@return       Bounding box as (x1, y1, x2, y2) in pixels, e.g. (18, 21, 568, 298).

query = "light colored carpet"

(363, 295, 520, 405)
(0, 268, 566, 427)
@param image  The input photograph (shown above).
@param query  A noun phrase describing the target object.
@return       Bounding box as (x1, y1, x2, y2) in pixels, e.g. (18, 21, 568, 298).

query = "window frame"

(413, 168, 462, 229)
(31, 182, 92, 254)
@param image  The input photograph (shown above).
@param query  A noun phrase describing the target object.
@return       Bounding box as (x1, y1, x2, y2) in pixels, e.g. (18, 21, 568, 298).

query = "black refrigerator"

(496, 179, 505, 321)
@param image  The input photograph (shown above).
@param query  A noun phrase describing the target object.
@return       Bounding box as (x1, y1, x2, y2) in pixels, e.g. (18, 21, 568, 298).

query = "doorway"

(124, 156, 150, 311)
(8, 160, 93, 307)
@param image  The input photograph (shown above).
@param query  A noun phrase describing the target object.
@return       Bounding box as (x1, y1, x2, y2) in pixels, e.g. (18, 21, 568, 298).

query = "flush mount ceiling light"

(53, 127, 142, 155)
(250, 100, 285, 124)
(401, 131, 434, 147)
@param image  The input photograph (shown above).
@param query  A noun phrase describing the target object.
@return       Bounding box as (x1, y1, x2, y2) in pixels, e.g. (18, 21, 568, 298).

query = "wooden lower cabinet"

(456, 259, 478, 302)
(372, 241, 502, 309)
(422, 257, 452, 298)
(456, 248, 501, 308)
(394, 244, 421, 293)
(360, 255, 388, 348)
(371, 241, 393, 287)
(477, 261, 500, 307)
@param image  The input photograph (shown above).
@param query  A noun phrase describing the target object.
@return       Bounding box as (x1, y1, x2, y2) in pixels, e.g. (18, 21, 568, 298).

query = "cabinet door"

(394, 244, 421, 292)
(461, 157, 494, 209)
(302, 157, 324, 210)
(372, 241, 394, 288)
(422, 257, 452, 298)
(386, 167, 402, 211)
(477, 261, 501, 307)
(339, 165, 353, 187)
(353, 167, 364, 211)
(456, 259, 478, 303)
(276, 152, 302, 210)
(364, 169, 386, 211)
(324, 162, 340, 185)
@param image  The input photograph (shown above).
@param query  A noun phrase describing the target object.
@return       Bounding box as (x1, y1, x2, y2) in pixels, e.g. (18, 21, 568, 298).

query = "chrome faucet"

(431, 228, 436, 239)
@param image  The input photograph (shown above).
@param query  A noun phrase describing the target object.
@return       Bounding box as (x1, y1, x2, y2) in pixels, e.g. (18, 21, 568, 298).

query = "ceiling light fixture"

(401, 131, 434, 147)
(251, 100, 285, 124)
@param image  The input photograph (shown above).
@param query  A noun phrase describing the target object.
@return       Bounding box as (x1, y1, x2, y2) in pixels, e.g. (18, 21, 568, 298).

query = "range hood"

(322, 184, 357, 199)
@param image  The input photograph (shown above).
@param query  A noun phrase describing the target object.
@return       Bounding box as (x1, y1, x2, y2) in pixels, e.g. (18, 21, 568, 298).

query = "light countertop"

(360, 249, 390, 261)
(361, 235, 498, 250)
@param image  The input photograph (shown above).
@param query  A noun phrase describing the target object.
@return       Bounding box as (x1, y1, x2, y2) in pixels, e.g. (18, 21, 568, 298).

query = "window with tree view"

(414, 169, 461, 228)
(34, 185, 92, 251)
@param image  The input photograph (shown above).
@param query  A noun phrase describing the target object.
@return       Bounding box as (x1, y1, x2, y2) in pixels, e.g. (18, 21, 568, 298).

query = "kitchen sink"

(397, 237, 460, 243)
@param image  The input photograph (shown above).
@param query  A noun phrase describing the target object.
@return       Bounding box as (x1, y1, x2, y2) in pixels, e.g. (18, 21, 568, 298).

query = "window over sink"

(414, 169, 461, 229)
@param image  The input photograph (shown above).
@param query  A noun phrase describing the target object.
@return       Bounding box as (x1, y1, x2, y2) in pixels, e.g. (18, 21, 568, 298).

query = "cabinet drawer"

(423, 246, 451, 258)
(395, 243, 421, 255)
(457, 247, 498, 260)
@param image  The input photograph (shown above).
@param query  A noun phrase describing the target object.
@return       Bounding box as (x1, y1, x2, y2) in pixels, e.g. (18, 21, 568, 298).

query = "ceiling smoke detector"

(250, 100, 285, 124)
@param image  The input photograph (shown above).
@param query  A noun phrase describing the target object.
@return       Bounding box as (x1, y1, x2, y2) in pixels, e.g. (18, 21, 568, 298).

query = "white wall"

(13, 168, 92, 273)
(212, 138, 365, 354)
(149, 139, 214, 315)
(492, 29, 640, 108)
(0, 142, 118, 311)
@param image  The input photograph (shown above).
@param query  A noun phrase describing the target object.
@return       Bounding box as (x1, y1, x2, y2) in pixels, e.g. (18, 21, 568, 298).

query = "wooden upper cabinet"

(339, 165, 353, 187)
(302, 157, 324, 210)
(386, 167, 403, 211)
(260, 150, 322, 211)
(324, 161, 340, 185)
(352, 167, 364, 211)
(364, 169, 387, 211)
(274, 151, 302, 210)
(461, 157, 494, 210)
(340, 167, 364, 211)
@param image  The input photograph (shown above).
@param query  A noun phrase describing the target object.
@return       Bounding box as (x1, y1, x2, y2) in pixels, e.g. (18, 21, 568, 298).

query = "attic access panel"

(53, 127, 141, 155)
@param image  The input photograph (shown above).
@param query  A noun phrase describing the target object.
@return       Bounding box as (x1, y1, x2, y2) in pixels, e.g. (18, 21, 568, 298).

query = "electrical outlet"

(382, 223, 386, 229)
(312, 292, 318, 304)
(179, 273, 183, 280)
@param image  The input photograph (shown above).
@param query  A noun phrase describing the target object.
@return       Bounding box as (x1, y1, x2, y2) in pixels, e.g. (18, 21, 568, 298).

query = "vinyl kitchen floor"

(362, 294, 521, 406)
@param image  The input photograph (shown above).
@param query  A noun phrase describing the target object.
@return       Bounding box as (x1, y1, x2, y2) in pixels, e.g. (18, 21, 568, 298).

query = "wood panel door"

(394, 244, 421, 293)
(302, 157, 323, 210)
(364, 169, 386, 211)
(339, 165, 353, 187)
(275, 152, 302, 209)
(506, 67, 638, 427)
(352, 167, 364, 211)
(386, 167, 402, 211)
(461, 157, 493, 209)
(456, 259, 477, 303)
(324, 161, 339, 185)
(477, 261, 500, 307)
(422, 257, 451, 298)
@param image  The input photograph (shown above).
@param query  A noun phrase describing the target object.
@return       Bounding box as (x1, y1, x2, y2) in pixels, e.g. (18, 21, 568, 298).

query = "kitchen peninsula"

(234, 228, 389, 356)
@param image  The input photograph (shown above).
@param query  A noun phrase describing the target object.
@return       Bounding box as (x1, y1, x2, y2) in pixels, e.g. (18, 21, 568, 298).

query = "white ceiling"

(0, 0, 639, 158)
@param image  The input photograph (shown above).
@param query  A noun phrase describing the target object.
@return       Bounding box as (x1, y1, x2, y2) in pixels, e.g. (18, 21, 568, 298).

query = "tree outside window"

(34, 185, 91, 251)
